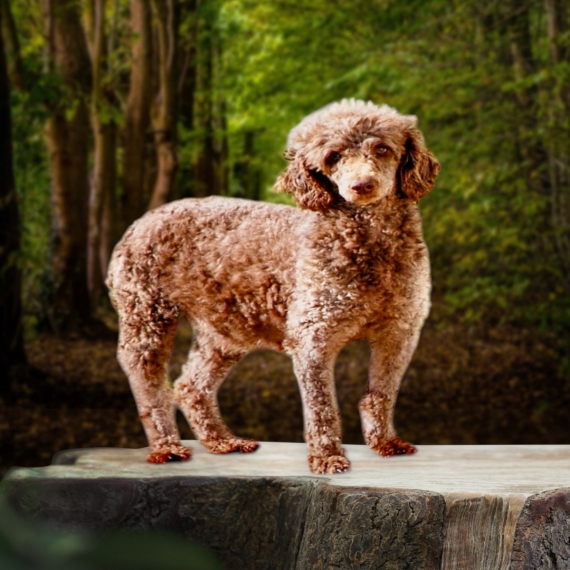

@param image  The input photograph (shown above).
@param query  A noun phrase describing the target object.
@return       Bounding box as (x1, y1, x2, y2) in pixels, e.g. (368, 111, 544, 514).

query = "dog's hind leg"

(117, 314, 191, 463)
(174, 334, 259, 454)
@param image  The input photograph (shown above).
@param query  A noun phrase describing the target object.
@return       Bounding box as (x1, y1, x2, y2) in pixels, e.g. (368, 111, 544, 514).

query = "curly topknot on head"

(285, 99, 417, 163)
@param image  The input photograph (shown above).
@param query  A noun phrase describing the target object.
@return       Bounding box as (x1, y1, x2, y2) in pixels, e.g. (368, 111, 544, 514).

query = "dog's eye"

(325, 151, 341, 166)
(376, 146, 389, 155)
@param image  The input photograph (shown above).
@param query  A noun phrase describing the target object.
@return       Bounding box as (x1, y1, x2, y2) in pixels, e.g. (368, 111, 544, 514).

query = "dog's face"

(321, 136, 402, 206)
(276, 100, 440, 211)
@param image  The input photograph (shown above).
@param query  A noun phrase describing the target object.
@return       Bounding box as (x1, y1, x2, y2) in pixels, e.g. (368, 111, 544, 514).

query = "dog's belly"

(174, 271, 290, 351)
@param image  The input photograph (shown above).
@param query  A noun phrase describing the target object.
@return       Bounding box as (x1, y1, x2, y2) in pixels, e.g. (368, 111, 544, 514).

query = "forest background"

(1, 0, 570, 477)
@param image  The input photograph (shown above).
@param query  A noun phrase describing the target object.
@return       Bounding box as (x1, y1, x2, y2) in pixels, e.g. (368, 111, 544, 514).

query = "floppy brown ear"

(275, 156, 337, 212)
(398, 129, 440, 202)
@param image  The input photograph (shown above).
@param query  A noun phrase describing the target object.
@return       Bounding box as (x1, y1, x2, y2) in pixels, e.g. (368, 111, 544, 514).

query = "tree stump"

(4, 443, 570, 569)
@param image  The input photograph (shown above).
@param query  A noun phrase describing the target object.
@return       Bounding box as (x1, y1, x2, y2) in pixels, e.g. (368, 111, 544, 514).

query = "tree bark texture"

(543, 0, 570, 282)
(507, 3, 547, 191)
(0, 4, 26, 390)
(98, 172, 117, 284)
(178, 0, 198, 133)
(0, 0, 24, 90)
(121, 0, 153, 228)
(5, 474, 446, 570)
(234, 130, 261, 200)
(217, 89, 229, 196)
(87, 0, 118, 304)
(192, 4, 219, 198)
(88, 122, 117, 302)
(42, 0, 92, 332)
(505, 1, 564, 281)
(176, 0, 198, 199)
(147, 0, 180, 211)
(193, 5, 229, 197)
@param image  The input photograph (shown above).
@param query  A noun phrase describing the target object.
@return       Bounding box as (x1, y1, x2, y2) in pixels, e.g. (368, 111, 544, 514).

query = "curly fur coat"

(106, 99, 440, 474)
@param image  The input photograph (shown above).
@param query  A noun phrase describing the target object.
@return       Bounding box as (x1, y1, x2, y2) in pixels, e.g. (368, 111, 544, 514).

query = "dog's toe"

(373, 437, 417, 457)
(237, 439, 260, 453)
(309, 454, 351, 475)
(147, 444, 192, 464)
(204, 437, 260, 454)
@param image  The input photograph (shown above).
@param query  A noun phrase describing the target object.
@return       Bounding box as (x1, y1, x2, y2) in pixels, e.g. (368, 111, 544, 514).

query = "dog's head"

(275, 99, 440, 211)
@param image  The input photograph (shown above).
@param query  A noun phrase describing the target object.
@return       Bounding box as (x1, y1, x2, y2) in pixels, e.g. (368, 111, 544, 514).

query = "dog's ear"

(398, 129, 440, 202)
(275, 155, 336, 212)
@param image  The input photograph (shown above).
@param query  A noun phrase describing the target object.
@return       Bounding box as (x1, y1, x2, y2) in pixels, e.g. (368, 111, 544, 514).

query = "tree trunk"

(192, 6, 219, 198)
(0, 0, 23, 89)
(99, 168, 117, 283)
(545, 0, 568, 73)
(234, 130, 261, 200)
(121, 0, 153, 228)
(506, 2, 555, 237)
(177, 0, 198, 199)
(86, 0, 118, 304)
(42, 0, 92, 332)
(507, 2, 547, 190)
(0, 4, 26, 393)
(213, 35, 230, 195)
(543, 0, 570, 281)
(88, 122, 117, 301)
(147, 0, 180, 211)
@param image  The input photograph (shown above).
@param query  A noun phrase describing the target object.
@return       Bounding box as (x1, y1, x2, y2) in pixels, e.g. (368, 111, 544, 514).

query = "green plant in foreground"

(0, 500, 224, 570)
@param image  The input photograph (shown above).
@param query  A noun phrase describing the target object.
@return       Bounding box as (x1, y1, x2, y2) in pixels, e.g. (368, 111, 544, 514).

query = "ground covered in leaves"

(2, 316, 570, 478)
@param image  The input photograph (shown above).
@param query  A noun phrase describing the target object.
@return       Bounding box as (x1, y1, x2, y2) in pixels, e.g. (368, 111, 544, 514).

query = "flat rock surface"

(5, 443, 570, 570)
(8, 442, 570, 496)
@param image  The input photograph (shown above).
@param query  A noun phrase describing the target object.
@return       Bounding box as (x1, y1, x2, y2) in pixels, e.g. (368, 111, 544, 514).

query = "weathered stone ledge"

(4, 443, 570, 569)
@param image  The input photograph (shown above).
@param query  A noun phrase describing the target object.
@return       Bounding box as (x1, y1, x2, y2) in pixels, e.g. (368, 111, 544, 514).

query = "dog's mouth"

(342, 190, 383, 205)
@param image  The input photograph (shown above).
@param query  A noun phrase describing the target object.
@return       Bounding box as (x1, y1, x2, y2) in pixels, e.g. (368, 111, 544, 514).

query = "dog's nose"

(351, 178, 376, 195)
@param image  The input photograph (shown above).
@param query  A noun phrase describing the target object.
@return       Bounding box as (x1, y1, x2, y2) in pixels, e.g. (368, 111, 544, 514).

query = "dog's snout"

(351, 178, 376, 195)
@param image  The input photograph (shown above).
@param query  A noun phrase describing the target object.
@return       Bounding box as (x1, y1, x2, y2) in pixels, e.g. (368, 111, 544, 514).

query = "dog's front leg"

(359, 327, 419, 457)
(292, 348, 350, 474)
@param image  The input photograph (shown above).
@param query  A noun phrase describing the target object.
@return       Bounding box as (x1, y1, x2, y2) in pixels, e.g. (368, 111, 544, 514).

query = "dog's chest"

(309, 220, 425, 285)
(297, 215, 430, 323)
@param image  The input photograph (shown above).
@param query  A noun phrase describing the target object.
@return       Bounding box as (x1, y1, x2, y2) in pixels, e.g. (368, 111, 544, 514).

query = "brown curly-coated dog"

(106, 99, 439, 475)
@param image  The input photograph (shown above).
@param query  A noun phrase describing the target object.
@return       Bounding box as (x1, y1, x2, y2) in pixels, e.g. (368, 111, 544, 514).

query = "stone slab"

(4, 443, 570, 570)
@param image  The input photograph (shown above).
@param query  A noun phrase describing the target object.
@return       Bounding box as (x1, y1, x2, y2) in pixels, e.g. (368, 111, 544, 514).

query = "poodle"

(106, 99, 440, 475)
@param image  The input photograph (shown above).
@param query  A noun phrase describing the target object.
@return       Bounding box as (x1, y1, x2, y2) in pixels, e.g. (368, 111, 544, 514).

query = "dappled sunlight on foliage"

(7, 0, 570, 329)
(216, 0, 570, 327)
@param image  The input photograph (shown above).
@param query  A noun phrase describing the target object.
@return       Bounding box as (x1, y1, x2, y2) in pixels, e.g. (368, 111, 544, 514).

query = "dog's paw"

(309, 454, 351, 474)
(203, 437, 260, 454)
(147, 444, 192, 464)
(372, 437, 416, 457)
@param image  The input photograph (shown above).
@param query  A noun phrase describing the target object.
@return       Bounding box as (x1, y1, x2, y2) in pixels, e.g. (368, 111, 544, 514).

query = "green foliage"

(0, 496, 223, 570)
(10, 87, 51, 338)
(7, 0, 570, 331)
(216, 0, 570, 329)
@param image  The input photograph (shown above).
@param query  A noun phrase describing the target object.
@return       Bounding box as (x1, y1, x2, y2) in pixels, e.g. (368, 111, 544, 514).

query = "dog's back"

(107, 197, 305, 351)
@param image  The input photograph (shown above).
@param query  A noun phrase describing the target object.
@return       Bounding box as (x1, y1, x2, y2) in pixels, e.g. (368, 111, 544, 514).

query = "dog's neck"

(302, 195, 425, 290)
(327, 195, 422, 240)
